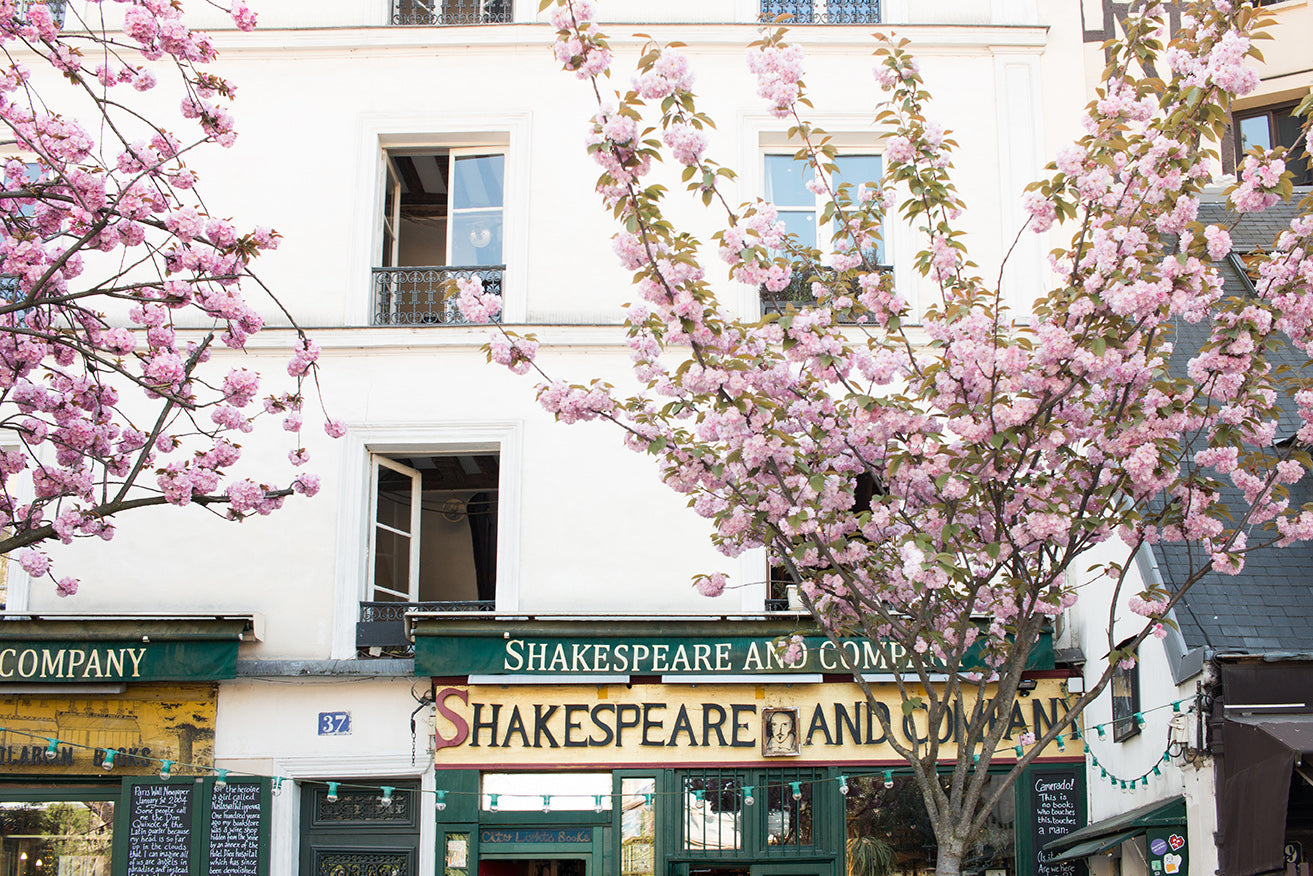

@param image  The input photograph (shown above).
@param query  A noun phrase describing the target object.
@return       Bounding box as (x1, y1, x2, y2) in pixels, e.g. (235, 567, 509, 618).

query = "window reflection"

(0, 800, 115, 876)
(844, 776, 1014, 876)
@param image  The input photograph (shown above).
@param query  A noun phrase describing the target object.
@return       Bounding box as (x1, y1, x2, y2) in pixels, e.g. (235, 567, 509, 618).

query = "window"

(759, 0, 879, 24)
(845, 773, 1015, 875)
(392, 0, 512, 26)
(357, 451, 499, 653)
(0, 798, 115, 876)
(1111, 656, 1140, 742)
(374, 149, 505, 325)
(1235, 103, 1311, 186)
(680, 768, 823, 854)
(762, 153, 886, 316)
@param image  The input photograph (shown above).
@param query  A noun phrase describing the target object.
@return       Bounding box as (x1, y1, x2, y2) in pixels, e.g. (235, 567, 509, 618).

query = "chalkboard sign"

(126, 782, 195, 876)
(1029, 767, 1085, 876)
(207, 783, 264, 876)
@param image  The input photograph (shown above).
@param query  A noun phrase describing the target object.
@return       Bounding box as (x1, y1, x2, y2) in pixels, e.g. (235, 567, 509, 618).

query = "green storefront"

(0, 615, 271, 876)
(412, 618, 1086, 876)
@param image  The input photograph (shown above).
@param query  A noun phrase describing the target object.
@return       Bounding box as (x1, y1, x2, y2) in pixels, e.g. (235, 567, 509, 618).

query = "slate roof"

(1149, 191, 1313, 655)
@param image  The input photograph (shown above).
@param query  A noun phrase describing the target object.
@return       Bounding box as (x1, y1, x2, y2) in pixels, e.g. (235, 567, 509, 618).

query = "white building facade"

(0, 3, 1108, 876)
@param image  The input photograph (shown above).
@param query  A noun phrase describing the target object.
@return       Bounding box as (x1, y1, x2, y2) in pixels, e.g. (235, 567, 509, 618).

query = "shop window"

(680, 768, 824, 854)
(763, 768, 817, 847)
(300, 781, 419, 876)
(0, 798, 115, 876)
(621, 778, 656, 876)
(845, 774, 1015, 876)
(1111, 655, 1140, 742)
(480, 773, 612, 811)
(761, 153, 887, 318)
(759, 0, 879, 24)
(1235, 103, 1312, 186)
(375, 148, 506, 325)
(684, 771, 745, 852)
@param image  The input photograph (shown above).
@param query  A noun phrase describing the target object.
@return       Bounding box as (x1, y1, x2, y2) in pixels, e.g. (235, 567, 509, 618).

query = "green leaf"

(901, 696, 923, 716)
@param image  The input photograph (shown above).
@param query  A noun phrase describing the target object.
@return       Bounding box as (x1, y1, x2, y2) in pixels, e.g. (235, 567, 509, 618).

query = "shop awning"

(0, 614, 258, 683)
(1043, 796, 1185, 860)
(408, 615, 1055, 678)
(1047, 831, 1140, 863)
(1220, 715, 1313, 876)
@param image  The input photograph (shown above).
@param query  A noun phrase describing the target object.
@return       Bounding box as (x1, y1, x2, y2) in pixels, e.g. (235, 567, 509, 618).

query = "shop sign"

(0, 639, 237, 682)
(416, 628, 1053, 678)
(480, 829, 592, 844)
(0, 683, 216, 775)
(1148, 828, 1188, 876)
(431, 680, 1073, 767)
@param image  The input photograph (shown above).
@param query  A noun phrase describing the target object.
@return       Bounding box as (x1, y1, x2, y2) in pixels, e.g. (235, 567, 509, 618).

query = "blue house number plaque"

(318, 711, 351, 735)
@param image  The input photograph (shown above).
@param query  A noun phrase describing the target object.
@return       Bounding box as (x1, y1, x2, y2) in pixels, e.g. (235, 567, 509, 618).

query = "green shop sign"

(0, 616, 250, 682)
(412, 619, 1054, 677)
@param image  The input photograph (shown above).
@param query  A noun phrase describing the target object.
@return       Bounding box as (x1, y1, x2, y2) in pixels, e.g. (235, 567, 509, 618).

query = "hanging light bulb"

(789, 782, 802, 801)
(837, 776, 849, 796)
(488, 794, 500, 812)
(44, 739, 60, 761)
(159, 761, 174, 780)
(101, 749, 117, 772)
(326, 782, 340, 803)
(883, 771, 894, 789)
(742, 786, 755, 807)
(541, 795, 551, 813)
(593, 796, 605, 814)
(379, 787, 395, 808)
(215, 770, 229, 789)
(435, 790, 448, 812)
(272, 777, 284, 796)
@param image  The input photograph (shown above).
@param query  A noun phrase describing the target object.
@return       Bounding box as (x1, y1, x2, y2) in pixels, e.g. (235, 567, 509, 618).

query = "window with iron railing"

(375, 148, 505, 325)
(392, 0, 512, 25)
(760, 0, 879, 24)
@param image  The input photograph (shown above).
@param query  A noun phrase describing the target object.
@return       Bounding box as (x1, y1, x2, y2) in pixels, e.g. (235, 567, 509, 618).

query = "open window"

(761, 152, 887, 317)
(358, 451, 499, 654)
(374, 148, 505, 325)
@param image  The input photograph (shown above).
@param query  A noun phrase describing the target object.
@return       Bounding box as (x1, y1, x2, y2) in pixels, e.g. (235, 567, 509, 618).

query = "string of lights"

(0, 693, 1195, 808)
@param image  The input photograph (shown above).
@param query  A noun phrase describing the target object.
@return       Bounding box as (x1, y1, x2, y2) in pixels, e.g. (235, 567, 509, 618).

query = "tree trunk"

(934, 836, 964, 876)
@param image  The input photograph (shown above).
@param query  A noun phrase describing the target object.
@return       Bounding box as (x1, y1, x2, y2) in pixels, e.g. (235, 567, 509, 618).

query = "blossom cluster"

(0, 0, 336, 593)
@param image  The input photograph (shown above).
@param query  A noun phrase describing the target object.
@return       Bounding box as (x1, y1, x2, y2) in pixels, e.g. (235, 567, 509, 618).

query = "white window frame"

(332, 421, 522, 659)
(349, 114, 530, 325)
(762, 150, 887, 266)
(368, 454, 423, 603)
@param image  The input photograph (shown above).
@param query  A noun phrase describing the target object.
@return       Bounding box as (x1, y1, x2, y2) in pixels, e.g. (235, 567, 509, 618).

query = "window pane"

(451, 155, 504, 209)
(845, 775, 1015, 876)
(684, 772, 743, 851)
(834, 154, 882, 189)
(444, 833, 469, 876)
(449, 209, 503, 265)
(481, 773, 611, 811)
(777, 209, 817, 249)
(1238, 114, 1272, 152)
(766, 769, 817, 847)
(765, 155, 814, 207)
(621, 779, 656, 876)
(0, 800, 115, 876)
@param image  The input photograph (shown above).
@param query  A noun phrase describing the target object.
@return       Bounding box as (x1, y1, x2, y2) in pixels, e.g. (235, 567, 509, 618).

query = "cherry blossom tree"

(464, 1, 1312, 873)
(0, 0, 333, 596)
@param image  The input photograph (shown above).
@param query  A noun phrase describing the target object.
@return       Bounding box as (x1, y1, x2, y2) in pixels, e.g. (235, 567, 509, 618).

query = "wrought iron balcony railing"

(371, 265, 503, 326)
(760, 263, 891, 323)
(759, 0, 879, 24)
(357, 599, 495, 654)
(21, 0, 65, 27)
(392, 0, 512, 25)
